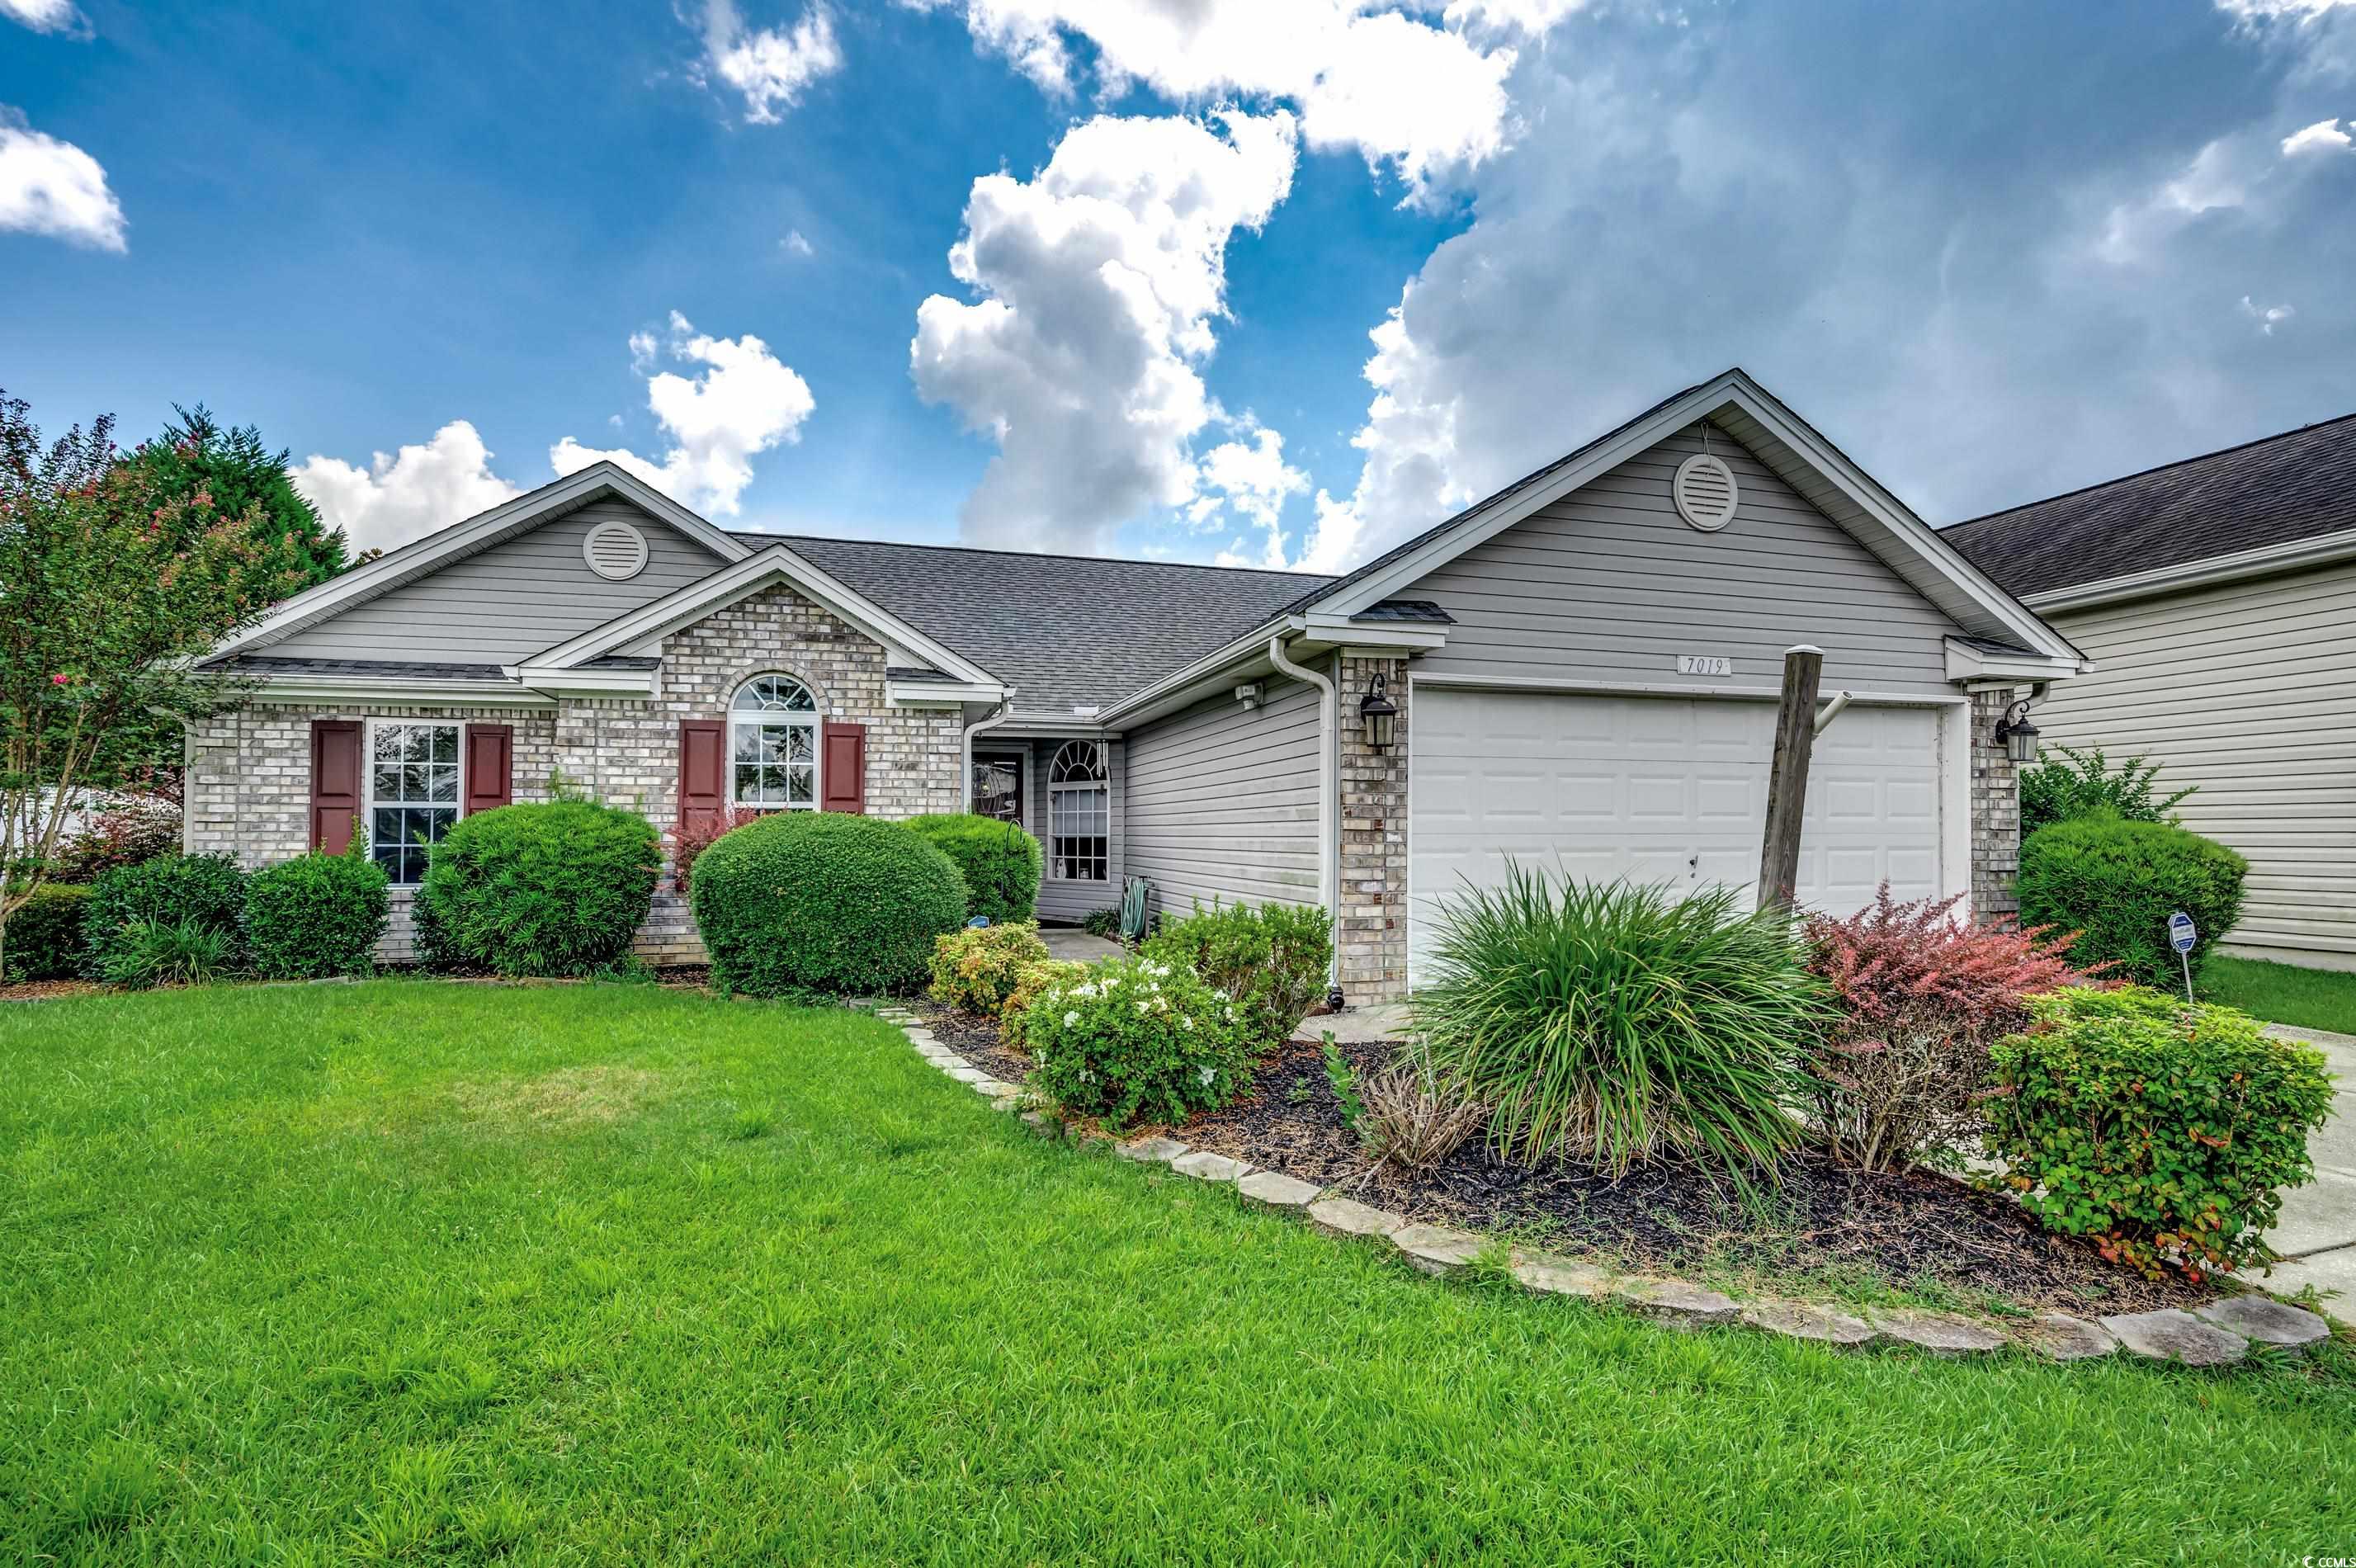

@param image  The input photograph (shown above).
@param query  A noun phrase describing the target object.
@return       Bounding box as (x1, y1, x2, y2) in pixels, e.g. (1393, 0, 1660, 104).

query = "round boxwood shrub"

(416, 801, 661, 976)
(244, 850, 390, 979)
(4, 883, 93, 982)
(2016, 813, 2246, 988)
(691, 812, 966, 995)
(904, 813, 1041, 924)
(83, 852, 248, 980)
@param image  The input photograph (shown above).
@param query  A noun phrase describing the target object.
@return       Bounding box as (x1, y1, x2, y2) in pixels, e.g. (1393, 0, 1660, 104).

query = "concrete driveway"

(2244, 1023, 2356, 1320)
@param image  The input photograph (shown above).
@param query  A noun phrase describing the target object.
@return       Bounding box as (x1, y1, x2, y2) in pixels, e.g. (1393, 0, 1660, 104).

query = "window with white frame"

(730, 673, 819, 809)
(1048, 740, 1108, 882)
(369, 720, 460, 885)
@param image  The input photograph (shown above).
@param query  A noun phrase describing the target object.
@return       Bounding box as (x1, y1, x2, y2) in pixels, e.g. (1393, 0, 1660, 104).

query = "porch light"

(1358, 673, 1399, 753)
(1995, 699, 2039, 766)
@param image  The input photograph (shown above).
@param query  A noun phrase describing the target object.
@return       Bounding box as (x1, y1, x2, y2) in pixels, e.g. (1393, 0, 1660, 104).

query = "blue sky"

(4, 1, 2353, 572)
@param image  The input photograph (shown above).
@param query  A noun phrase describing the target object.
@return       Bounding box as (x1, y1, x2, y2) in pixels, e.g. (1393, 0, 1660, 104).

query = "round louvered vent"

(1673, 452, 1740, 531)
(583, 518, 649, 580)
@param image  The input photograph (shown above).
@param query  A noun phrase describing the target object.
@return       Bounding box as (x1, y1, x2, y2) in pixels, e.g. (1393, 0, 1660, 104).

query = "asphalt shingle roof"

(1941, 412, 2356, 598)
(208, 654, 510, 681)
(741, 533, 1333, 715)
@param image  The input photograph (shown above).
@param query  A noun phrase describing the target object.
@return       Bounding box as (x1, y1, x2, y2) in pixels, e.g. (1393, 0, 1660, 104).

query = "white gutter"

(1266, 635, 1338, 963)
(960, 693, 1017, 810)
(2022, 524, 2356, 612)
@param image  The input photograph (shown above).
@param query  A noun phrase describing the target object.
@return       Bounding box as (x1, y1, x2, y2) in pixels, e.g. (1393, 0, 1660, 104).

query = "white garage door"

(1409, 688, 1946, 985)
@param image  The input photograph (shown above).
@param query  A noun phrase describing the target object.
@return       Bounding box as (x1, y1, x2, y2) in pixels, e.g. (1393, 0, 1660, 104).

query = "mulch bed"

(915, 1005, 2207, 1316)
(0, 979, 100, 1004)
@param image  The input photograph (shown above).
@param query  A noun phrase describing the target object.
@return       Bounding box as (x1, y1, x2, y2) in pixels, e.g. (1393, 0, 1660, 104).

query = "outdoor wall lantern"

(1995, 699, 2040, 766)
(1359, 673, 1399, 753)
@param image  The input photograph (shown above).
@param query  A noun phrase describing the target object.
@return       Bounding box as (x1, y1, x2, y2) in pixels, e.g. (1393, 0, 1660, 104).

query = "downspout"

(1267, 635, 1339, 999)
(960, 692, 1017, 810)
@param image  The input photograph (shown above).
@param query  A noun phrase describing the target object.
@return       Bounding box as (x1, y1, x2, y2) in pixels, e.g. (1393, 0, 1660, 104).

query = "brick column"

(1969, 687, 2022, 920)
(1335, 654, 1409, 1002)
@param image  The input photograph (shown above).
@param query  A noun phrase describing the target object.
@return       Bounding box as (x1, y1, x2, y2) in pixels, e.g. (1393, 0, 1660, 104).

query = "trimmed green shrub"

(97, 916, 235, 989)
(2017, 814, 2246, 988)
(1987, 985, 2332, 1280)
(905, 814, 1042, 924)
(1021, 956, 1254, 1126)
(1410, 870, 1829, 1178)
(928, 920, 1052, 1014)
(84, 852, 248, 981)
(692, 812, 966, 995)
(244, 850, 390, 979)
(3, 883, 93, 981)
(416, 801, 660, 977)
(2019, 744, 2195, 838)
(1142, 898, 1333, 1051)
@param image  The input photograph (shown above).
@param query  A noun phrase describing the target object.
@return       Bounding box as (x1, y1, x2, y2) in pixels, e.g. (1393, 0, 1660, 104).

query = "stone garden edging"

(876, 1008, 2335, 1371)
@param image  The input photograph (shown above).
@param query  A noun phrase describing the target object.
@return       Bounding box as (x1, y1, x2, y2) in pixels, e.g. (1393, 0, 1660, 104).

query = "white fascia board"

(243, 676, 555, 708)
(1292, 615, 1450, 654)
(2022, 526, 2356, 613)
(528, 544, 1000, 688)
(1942, 638, 2085, 684)
(213, 462, 753, 657)
(514, 666, 658, 699)
(991, 716, 1117, 739)
(1309, 371, 2081, 667)
(886, 678, 1005, 706)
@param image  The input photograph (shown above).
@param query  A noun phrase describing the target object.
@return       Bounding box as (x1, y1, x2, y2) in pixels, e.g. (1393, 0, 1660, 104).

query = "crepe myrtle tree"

(0, 390, 286, 975)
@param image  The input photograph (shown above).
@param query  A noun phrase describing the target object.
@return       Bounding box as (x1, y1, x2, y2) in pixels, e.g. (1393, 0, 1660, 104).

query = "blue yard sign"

(2168, 910, 2198, 1000)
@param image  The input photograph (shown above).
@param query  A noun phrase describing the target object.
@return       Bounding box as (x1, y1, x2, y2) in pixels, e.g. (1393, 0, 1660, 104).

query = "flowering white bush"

(1020, 955, 1254, 1126)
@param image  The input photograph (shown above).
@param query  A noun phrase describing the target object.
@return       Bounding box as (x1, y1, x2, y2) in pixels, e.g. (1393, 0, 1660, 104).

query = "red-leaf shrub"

(668, 807, 764, 892)
(1801, 886, 2099, 1172)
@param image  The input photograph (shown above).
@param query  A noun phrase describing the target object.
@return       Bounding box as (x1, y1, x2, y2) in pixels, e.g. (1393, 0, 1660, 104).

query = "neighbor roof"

(1942, 411, 2356, 599)
(737, 533, 1332, 716)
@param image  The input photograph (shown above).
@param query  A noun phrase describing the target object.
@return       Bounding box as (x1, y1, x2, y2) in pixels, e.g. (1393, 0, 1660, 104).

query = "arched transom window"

(1048, 740, 1109, 882)
(730, 674, 819, 809)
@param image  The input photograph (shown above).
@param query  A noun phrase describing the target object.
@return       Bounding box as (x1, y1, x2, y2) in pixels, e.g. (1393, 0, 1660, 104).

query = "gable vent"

(1673, 452, 1740, 532)
(583, 518, 649, 581)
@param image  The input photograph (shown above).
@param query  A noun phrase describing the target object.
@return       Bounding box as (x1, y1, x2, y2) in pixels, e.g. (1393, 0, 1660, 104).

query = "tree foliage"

(120, 403, 347, 597)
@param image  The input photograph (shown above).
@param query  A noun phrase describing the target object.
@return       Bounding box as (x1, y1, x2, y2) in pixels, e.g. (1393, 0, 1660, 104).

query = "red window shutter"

(464, 724, 513, 815)
(678, 719, 726, 833)
(822, 722, 866, 814)
(309, 719, 362, 854)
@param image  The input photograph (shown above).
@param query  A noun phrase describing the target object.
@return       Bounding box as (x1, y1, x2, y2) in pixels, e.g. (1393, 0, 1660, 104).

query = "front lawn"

(3, 982, 2350, 1563)
(2204, 953, 2356, 1037)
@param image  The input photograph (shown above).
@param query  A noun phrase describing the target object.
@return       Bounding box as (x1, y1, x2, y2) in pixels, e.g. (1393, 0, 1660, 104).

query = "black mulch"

(914, 1004, 2207, 1316)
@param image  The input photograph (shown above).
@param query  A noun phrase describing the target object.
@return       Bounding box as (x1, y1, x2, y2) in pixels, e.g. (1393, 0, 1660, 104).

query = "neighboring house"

(1945, 412, 2356, 974)
(190, 368, 2081, 999)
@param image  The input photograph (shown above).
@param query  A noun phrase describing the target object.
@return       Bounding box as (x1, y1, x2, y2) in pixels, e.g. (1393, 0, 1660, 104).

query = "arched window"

(1048, 740, 1109, 882)
(730, 674, 819, 810)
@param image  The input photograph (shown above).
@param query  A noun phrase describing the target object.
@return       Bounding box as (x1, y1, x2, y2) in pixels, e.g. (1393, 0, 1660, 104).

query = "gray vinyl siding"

(2037, 557, 2356, 969)
(1406, 427, 1961, 697)
(1123, 670, 1322, 920)
(1028, 736, 1125, 923)
(267, 501, 726, 664)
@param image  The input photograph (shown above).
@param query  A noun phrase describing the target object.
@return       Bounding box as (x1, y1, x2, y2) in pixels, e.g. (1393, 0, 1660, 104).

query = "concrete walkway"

(1038, 928, 1126, 963)
(2243, 1023, 2356, 1320)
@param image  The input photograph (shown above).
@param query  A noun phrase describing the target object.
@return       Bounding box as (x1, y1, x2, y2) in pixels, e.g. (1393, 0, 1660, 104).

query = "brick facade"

(1969, 686, 2023, 919)
(184, 580, 963, 965)
(1335, 654, 1409, 1002)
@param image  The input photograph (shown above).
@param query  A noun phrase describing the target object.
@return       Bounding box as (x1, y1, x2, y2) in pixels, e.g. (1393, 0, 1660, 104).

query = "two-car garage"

(1407, 686, 1957, 985)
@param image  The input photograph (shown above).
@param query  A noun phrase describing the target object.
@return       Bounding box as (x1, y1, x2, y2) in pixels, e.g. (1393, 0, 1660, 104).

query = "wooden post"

(1757, 645, 1824, 913)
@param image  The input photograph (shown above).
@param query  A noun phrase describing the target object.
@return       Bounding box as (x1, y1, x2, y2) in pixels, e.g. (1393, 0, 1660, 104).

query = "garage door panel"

(1409, 689, 1946, 985)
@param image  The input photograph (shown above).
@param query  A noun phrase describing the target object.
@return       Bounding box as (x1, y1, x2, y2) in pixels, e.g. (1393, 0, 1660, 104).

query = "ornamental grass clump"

(1986, 985, 2331, 1280)
(1410, 870, 1829, 1179)
(1021, 956, 1253, 1127)
(1801, 886, 2095, 1173)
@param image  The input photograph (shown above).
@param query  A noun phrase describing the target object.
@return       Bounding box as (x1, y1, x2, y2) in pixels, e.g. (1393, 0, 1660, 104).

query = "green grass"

(2203, 953, 2356, 1036)
(3, 981, 2352, 1565)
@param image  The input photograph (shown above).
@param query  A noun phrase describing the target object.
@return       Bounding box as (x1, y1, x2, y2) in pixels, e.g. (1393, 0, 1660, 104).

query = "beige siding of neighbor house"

(266, 500, 726, 665)
(1123, 668, 1324, 920)
(1407, 427, 1962, 697)
(2037, 556, 2356, 971)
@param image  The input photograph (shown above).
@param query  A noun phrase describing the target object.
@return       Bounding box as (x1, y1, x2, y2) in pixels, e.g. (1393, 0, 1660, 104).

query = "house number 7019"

(1677, 655, 1735, 677)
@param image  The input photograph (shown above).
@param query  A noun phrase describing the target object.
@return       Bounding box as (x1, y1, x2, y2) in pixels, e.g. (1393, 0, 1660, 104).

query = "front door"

(972, 752, 1024, 825)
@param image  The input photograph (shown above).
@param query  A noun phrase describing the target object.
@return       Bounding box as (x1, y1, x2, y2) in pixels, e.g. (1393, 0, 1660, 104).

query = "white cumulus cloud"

(915, 0, 1527, 197)
(0, 107, 125, 250)
(550, 311, 815, 516)
(698, 0, 843, 123)
(290, 422, 524, 556)
(911, 111, 1300, 552)
(2240, 295, 2296, 333)
(2282, 116, 2354, 153)
(1, 0, 83, 34)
